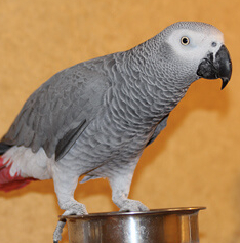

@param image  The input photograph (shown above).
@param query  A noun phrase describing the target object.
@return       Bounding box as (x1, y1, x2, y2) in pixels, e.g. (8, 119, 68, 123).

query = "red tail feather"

(0, 156, 34, 192)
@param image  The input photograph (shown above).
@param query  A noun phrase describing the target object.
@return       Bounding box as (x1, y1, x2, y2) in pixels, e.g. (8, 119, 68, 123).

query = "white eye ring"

(181, 36, 190, 45)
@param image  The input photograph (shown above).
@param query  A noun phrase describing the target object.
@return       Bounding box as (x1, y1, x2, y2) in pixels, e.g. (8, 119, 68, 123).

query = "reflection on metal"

(61, 207, 205, 243)
(129, 216, 137, 243)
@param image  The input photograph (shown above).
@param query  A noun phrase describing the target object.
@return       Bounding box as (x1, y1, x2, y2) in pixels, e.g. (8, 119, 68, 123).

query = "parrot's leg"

(108, 162, 149, 212)
(52, 171, 87, 242)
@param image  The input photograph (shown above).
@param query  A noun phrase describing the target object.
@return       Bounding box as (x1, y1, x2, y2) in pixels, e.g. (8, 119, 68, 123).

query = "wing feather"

(1, 56, 113, 159)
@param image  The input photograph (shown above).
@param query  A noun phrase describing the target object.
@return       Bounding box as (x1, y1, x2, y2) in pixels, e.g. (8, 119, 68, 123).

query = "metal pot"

(62, 207, 205, 243)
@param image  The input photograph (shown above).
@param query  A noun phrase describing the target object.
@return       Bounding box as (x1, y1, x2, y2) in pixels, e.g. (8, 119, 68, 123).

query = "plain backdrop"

(0, 1, 239, 242)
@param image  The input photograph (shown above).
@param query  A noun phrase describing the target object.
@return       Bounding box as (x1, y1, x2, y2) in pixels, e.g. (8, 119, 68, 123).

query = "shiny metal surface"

(62, 207, 205, 243)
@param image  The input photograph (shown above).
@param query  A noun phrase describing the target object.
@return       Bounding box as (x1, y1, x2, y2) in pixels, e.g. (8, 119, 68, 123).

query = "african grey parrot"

(0, 22, 232, 242)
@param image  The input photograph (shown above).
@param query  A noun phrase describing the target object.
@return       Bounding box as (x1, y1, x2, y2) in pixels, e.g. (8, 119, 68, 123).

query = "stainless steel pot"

(62, 207, 205, 243)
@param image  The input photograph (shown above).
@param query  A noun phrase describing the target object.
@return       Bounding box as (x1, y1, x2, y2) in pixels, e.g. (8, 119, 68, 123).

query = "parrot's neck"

(111, 49, 190, 124)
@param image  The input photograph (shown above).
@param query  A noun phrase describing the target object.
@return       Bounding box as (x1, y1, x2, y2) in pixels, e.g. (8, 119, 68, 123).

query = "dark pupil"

(211, 42, 217, 47)
(182, 37, 188, 44)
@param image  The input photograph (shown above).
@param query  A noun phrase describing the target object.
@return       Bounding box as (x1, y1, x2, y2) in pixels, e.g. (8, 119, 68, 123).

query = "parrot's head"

(156, 22, 232, 89)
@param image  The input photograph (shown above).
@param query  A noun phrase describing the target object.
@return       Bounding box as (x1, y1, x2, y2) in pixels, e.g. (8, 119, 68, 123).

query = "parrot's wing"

(147, 115, 168, 146)
(1, 60, 112, 160)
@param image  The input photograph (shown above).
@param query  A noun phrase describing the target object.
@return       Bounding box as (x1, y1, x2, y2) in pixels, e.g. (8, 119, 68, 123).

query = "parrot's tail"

(0, 156, 34, 192)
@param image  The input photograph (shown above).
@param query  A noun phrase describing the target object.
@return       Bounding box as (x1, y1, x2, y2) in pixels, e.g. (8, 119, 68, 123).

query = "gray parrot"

(0, 22, 232, 242)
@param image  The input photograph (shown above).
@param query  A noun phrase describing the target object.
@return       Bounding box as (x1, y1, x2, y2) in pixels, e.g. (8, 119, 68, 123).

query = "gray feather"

(1, 57, 113, 158)
(147, 115, 168, 146)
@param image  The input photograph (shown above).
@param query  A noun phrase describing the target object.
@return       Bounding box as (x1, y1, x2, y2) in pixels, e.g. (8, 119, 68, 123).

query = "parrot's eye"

(181, 36, 190, 45)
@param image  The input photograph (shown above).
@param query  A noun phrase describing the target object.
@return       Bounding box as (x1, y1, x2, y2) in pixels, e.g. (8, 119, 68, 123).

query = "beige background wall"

(0, 0, 239, 242)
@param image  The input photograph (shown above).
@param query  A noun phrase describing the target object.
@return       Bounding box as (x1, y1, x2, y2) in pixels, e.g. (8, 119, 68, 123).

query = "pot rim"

(59, 206, 206, 221)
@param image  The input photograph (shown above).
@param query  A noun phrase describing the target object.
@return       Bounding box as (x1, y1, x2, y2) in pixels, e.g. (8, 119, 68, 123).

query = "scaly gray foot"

(52, 202, 87, 242)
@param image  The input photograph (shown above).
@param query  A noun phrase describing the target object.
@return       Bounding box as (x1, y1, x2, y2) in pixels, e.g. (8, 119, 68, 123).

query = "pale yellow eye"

(181, 36, 190, 45)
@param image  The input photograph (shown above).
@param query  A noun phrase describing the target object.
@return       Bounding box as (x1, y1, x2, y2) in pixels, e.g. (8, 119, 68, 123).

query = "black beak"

(197, 45, 232, 89)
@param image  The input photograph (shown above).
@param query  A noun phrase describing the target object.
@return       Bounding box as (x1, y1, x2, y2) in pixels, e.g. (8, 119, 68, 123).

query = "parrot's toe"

(62, 201, 88, 215)
(53, 220, 66, 243)
(119, 199, 149, 212)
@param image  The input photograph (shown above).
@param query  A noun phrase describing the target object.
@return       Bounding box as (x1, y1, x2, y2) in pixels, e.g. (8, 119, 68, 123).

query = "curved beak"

(197, 45, 232, 89)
